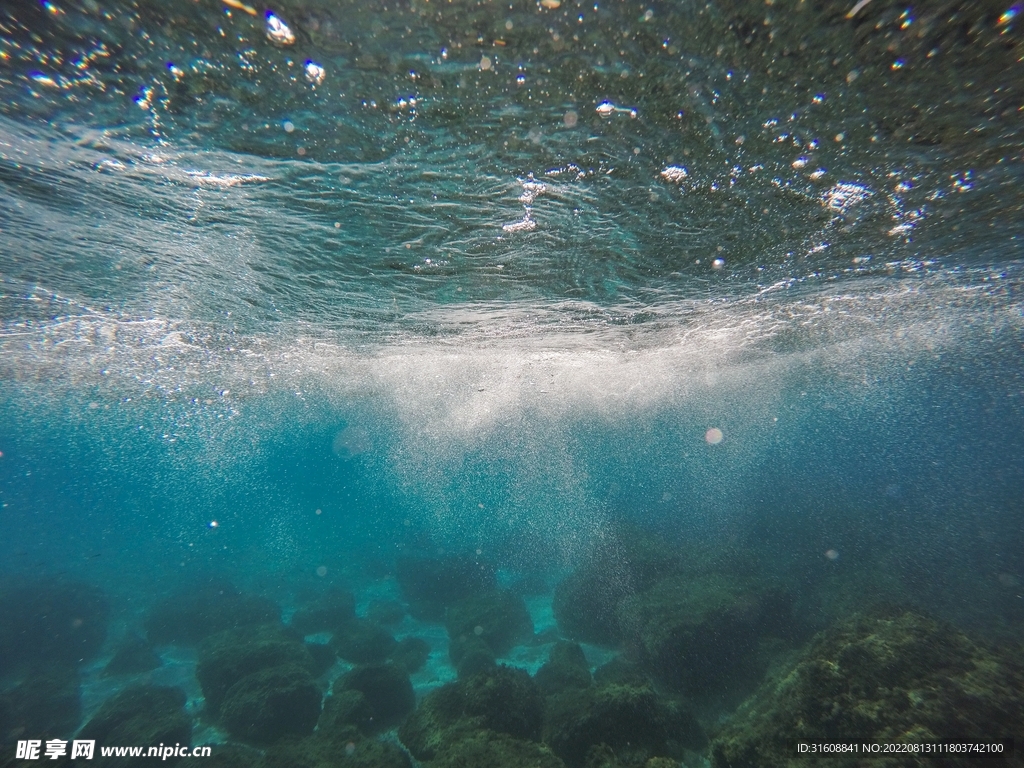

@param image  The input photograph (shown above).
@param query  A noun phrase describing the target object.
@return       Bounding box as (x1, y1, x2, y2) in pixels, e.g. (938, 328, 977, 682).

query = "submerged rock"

(391, 636, 431, 673)
(535, 641, 592, 696)
(145, 580, 279, 646)
(449, 634, 497, 679)
(396, 554, 496, 620)
(336, 662, 415, 730)
(257, 732, 412, 768)
(331, 619, 397, 664)
(618, 572, 795, 696)
(399, 665, 544, 760)
(366, 599, 406, 626)
(196, 625, 317, 713)
(710, 609, 1024, 768)
(317, 688, 373, 737)
(431, 729, 566, 768)
(0, 665, 81, 739)
(219, 663, 322, 744)
(79, 685, 191, 757)
(445, 590, 533, 658)
(103, 635, 162, 676)
(544, 683, 705, 768)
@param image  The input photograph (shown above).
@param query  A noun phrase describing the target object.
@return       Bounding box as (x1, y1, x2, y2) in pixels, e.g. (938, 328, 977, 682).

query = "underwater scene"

(1, 0, 1023, 765)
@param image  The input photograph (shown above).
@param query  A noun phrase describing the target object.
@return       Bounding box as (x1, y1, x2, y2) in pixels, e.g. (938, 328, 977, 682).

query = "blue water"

(1, 0, 1023, 762)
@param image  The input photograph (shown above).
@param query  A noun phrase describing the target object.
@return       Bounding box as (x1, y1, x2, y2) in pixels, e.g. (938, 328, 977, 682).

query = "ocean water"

(1, 0, 1023, 765)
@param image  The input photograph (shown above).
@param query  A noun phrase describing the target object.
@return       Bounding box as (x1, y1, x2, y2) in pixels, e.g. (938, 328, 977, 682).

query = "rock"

(0, 579, 109, 674)
(709, 609, 1024, 768)
(552, 528, 684, 647)
(80, 685, 191, 756)
(431, 729, 567, 768)
(331, 619, 397, 664)
(336, 662, 415, 729)
(257, 733, 411, 768)
(544, 683, 704, 768)
(366, 599, 406, 626)
(446, 590, 533, 658)
(289, 588, 356, 636)
(103, 635, 162, 676)
(0, 665, 81, 739)
(196, 625, 316, 714)
(618, 573, 795, 696)
(304, 640, 338, 677)
(177, 744, 262, 768)
(145, 580, 279, 645)
(317, 689, 373, 737)
(396, 555, 496, 620)
(219, 664, 322, 744)
(449, 634, 496, 679)
(399, 665, 545, 760)
(593, 657, 650, 688)
(535, 641, 592, 696)
(391, 636, 430, 673)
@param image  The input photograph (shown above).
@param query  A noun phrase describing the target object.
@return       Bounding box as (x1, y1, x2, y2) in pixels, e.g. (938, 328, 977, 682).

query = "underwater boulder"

(336, 662, 415, 730)
(289, 587, 356, 636)
(592, 656, 651, 688)
(535, 641, 593, 696)
(366, 598, 406, 626)
(449, 634, 497, 679)
(396, 554, 496, 620)
(445, 589, 533, 658)
(331, 618, 397, 664)
(618, 573, 795, 696)
(317, 688, 374, 738)
(145, 580, 279, 645)
(0, 579, 109, 674)
(0, 664, 81, 739)
(399, 665, 544, 760)
(79, 685, 191, 758)
(709, 609, 1024, 768)
(103, 634, 162, 676)
(304, 640, 338, 677)
(219, 663, 323, 744)
(257, 732, 411, 768)
(391, 636, 431, 673)
(196, 625, 317, 713)
(544, 682, 704, 768)
(552, 528, 686, 647)
(431, 729, 567, 768)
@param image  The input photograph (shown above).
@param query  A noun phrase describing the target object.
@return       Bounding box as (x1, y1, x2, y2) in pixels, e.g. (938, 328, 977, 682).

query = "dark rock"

(431, 729, 566, 768)
(396, 555, 496, 620)
(535, 641, 592, 696)
(196, 625, 316, 714)
(103, 635, 162, 676)
(552, 528, 684, 647)
(219, 664, 322, 744)
(0, 665, 81, 739)
(0, 579, 109, 674)
(544, 683, 704, 768)
(289, 588, 356, 636)
(445, 590, 533, 658)
(592, 657, 650, 688)
(317, 689, 373, 737)
(710, 610, 1024, 768)
(366, 599, 405, 626)
(80, 685, 191, 757)
(449, 634, 496, 679)
(177, 743, 262, 768)
(145, 581, 279, 646)
(257, 733, 411, 768)
(399, 665, 544, 760)
(304, 641, 337, 677)
(336, 662, 415, 729)
(331, 619, 396, 664)
(391, 636, 430, 673)
(618, 573, 795, 696)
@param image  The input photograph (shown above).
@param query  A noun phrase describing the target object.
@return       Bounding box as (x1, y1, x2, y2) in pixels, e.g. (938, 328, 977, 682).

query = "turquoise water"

(1, 0, 1023, 765)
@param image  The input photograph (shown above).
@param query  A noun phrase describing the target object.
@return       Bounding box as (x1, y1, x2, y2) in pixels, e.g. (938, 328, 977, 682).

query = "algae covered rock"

(219, 663, 322, 744)
(331, 619, 397, 664)
(0, 665, 81, 739)
(317, 688, 373, 738)
(392, 636, 430, 673)
(449, 634, 497, 679)
(290, 587, 357, 636)
(196, 625, 316, 713)
(544, 683, 704, 768)
(445, 590, 533, 658)
(103, 635, 162, 676)
(336, 662, 415, 730)
(619, 572, 795, 695)
(256, 732, 411, 768)
(535, 641, 592, 696)
(80, 684, 191, 753)
(399, 665, 544, 760)
(367, 599, 406, 626)
(709, 609, 1024, 768)
(431, 729, 567, 768)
